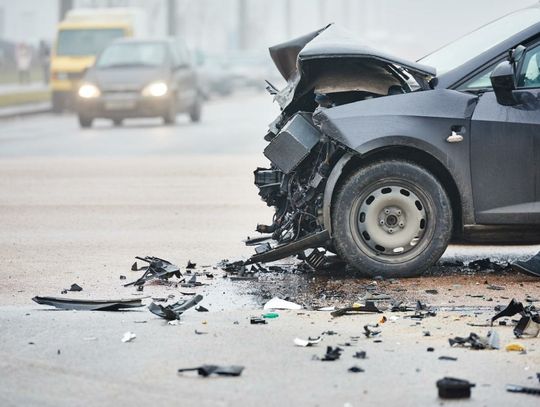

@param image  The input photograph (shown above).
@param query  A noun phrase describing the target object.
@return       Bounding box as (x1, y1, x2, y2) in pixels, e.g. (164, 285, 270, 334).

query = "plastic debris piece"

(148, 295, 203, 320)
(439, 356, 458, 361)
(263, 297, 302, 310)
(320, 346, 343, 361)
(331, 301, 381, 317)
(125, 256, 182, 287)
(505, 343, 526, 352)
(250, 317, 267, 324)
(195, 305, 209, 312)
(506, 384, 540, 395)
(32, 296, 145, 311)
(449, 331, 499, 350)
(262, 312, 279, 319)
(437, 377, 475, 399)
(427, 347, 435, 352)
(194, 329, 207, 335)
(186, 260, 197, 269)
(491, 298, 540, 338)
(68, 284, 82, 292)
(294, 336, 322, 347)
(121, 332, 136, 343)
(353, 351, 367, 359)
(178, 365, 244, 377)
(364, 324, 381, 338)
(349, 366, 364, 373)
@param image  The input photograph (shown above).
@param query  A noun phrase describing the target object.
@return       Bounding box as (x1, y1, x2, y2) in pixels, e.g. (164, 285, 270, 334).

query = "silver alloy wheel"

(353, 183, 428, 261)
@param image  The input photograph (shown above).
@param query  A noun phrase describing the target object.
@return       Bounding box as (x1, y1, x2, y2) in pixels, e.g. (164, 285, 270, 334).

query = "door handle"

(447, 126, 465, 143)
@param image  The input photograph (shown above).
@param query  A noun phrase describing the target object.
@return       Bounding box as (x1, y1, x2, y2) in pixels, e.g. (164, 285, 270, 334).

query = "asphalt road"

(0, 92, 539, 406)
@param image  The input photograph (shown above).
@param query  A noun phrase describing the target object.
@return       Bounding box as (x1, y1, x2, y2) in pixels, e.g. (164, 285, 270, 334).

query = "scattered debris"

(262, 312, 279, 319)
(177, 365, 244, 377)
(67, 283, 83, 292)
(427, 347, 434, 352)
(506, 384, 540, 396)
(119, 275, 126, 280)
(181, 275, 204, 288)
(148, 295, 203, 320)
(320, 346, 343, 361)
(32, 296, 145, 311)
(125, 256, 182, 287)
(491, 298, 540, 338)
(505, 343, 526, 352)
(294, 337, 322, 347)
(348, 366, 364, 373)
(250, 317, 267, 324)
(363, 324, 381, 338)
(331, 301, 381, 317)
(437, 377, 475, 399)
(425, 289, 438, 294)
(353, 351, 367, 359)
(449, 331, 500, 350)
(186, 260, 197, 269)
(486, 284, 505, 291)
(195, 305, 209, 312)
(438, 356, 458, 361)
(121, 332, 136, 343)
(263, 297, 302, 310)
(512, 252, 540, 277)
(194, 329, 207, 335)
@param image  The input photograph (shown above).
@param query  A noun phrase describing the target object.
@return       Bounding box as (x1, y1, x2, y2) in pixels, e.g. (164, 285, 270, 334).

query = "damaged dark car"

(251, 6, 540, 277)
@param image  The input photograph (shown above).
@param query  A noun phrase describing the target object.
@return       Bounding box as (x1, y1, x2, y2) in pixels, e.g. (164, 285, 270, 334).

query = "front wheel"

(332, 160, 452, 278)
(78, 115, 93, 128)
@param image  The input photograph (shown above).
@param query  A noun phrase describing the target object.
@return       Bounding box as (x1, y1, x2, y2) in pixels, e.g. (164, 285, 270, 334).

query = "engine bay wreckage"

(248, 23, 540, 277)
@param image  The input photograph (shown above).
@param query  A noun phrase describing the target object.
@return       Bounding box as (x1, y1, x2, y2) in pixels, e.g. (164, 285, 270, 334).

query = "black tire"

(112, 119, 123, 127)
(331, 160, 452, 278)
(163, 95, 177, 125)
(78, 115, 93, 128)
(189, 97, 202, 123)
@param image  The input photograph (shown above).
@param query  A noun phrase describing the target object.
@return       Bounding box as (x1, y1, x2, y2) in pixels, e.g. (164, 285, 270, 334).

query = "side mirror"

(490, 60, 518, 106)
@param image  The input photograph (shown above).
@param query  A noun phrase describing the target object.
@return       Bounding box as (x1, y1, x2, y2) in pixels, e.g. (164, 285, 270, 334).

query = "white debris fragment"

(316, 306, 336, 311)
(264, 297, 302, 310)
(121, 331, 136, 343)
(294, 336, 322, 347)
(168, 320, 182, 326)
(488, 330, 500, 349)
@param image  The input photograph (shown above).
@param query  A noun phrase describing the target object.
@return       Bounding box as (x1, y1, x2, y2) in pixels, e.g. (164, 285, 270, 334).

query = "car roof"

(110, 37, 176, 45)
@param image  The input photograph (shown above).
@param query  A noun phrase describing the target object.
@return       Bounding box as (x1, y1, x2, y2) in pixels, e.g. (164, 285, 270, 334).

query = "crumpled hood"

(85, 66, 169, 91)
(269, 24, 436, 81)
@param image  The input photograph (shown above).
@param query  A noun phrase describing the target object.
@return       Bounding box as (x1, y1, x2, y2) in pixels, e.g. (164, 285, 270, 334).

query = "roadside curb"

(0, 102, 52, 119)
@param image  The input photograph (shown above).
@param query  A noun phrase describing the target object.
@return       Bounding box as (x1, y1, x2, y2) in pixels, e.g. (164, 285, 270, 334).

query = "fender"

(317, 89, 479, 233)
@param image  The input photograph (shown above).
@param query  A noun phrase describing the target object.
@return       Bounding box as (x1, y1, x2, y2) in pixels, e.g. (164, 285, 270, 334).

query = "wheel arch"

(323, 146, 464, 238)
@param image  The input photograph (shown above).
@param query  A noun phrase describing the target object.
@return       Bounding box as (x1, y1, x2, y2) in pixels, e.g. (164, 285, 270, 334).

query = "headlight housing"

(78, 83, 100, 98)
(142, 81, 168, 97)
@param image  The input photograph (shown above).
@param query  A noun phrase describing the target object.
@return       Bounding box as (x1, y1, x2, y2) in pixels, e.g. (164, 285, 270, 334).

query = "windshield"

(419, 7, 540, 75)
(96, 42, 167, 68)
(57, 29, 124, 56)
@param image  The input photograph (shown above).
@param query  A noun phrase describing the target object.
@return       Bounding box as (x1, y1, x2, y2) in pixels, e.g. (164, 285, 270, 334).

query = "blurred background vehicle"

(76, 37, 201, 127)
(50, 7, 148, 112)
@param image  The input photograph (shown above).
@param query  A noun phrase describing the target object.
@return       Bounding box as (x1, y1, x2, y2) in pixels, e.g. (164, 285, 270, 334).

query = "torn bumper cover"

(32, 296, 145, 311)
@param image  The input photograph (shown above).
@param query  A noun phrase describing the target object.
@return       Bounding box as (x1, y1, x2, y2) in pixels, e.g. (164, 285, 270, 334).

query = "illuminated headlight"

(142, 81, 168, 97)
(78, 83, 100, 98)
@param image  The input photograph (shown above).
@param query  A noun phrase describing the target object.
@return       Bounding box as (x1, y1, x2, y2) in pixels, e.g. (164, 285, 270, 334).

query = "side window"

(457, 63, 499, 91)
(517, 44, 540, 89)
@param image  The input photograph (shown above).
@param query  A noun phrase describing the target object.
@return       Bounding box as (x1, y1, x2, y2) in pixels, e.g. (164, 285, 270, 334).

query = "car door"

(468, 43, 540, 225)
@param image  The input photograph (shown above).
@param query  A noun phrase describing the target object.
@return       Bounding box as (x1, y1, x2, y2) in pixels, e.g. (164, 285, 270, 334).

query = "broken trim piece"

(32, 296, 145, 311)
(245, 230, 330, 265)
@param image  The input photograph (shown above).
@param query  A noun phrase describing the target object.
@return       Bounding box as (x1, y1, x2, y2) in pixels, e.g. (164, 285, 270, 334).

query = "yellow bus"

(50, 8, 147, 112)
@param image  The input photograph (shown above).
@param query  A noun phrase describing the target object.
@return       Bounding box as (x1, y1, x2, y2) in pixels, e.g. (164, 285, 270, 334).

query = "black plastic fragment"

(353, 351, 367, 359)
(439, 356, 458, 361)
(348, 366, 364, 373)
(32, 296, 145, 311)
(178, 365, 244, 377)
(250, 317, 267, 324)
(195, 305, 209, 312)
(321, 346, 343, 361)
(148, 294, 203, 320)
(437, 377, 475, 399)
(331, 301, 382, 317)
(506, 384, 540, 396)
(125, 256, 182, 287)
(68, 283, 83, 292)
(491, 298, 539, 338)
